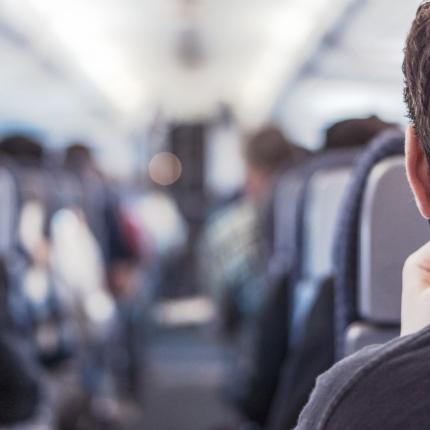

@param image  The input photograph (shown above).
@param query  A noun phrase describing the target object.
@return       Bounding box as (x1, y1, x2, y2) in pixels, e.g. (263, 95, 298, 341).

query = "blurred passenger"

(323, 116, 398, 150)
(0, 134, 44, 166)
(200, 125, 301, 335)
(64, 143, 141, 299)
(64, 143, 145, 401)
(229, 116, 396, 429)
(243, 126, 301, 202)
(296, 4, 430, 428)
(0, 135, 59, 426)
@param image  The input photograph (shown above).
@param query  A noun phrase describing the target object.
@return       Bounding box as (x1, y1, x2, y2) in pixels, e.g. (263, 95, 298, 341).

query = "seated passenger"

(323, 116, 397, 150)
(200, 126, 301, 334)
(0, 134, 44, 166)
(65, 143, 141, 296)
(295, 3, 430, 428)
(231, 116, 395, 429)
(0, 136, 45, 424)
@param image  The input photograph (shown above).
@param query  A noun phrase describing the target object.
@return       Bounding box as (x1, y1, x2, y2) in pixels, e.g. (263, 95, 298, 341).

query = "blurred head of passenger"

(64, 143, 99, 176)
(243, 125, 300, 202)
(0, 134, 44, 166)
(323, 115, 398, 150)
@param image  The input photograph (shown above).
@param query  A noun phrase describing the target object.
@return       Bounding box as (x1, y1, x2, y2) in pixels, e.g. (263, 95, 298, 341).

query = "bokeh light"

(149, 152, 183, 186)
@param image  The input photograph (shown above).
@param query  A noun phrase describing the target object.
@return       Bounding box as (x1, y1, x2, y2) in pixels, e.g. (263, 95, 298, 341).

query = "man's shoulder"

(296, 325, 430, 430)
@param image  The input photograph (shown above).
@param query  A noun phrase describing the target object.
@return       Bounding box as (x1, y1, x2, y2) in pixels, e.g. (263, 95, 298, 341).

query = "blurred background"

(0, 1, 421, 430)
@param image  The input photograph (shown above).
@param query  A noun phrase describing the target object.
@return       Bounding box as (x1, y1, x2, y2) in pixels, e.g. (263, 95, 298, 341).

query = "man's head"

(0, 134, 44, 166)
(404, 1, 430, 219)
(64, 143, 95, 171)
(242, 125, 302, 201)
(324, 116, 396, 150)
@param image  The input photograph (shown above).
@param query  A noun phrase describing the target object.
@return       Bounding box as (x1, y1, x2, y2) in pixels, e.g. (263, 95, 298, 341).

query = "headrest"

(272, 148, 362, 275)
(332, 130, 405, 357)
(273, 171, 303, 260)
(358, 156, 428, 323)
(0, 168, 17, 255)
(344, 322, 399, 357)
(303, 168, 352, 278)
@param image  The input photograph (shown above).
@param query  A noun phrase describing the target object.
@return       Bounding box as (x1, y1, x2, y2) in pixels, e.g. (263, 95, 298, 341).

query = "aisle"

(139, 326, 239, 430)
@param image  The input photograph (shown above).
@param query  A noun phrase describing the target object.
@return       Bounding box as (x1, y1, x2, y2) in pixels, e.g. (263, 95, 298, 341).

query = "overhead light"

(22, 0, 144, 114)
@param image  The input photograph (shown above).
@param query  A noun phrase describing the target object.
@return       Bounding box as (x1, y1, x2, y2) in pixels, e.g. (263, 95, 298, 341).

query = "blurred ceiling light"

(239, 0, 354, 125)
(22, 0, 145, 115)
(149, 152, 182, 186)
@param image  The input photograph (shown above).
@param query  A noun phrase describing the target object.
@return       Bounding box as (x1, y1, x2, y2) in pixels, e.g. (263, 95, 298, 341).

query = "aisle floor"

(138, 326, 239, 430)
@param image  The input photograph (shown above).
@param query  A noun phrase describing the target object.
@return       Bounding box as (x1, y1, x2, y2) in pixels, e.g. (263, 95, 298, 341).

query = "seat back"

(267, 159, 358, 430)
(303, 168, 352, 279)
(345, 156, 428, 355)
(268, 170, 304, 277)
(333, 130, 405, 358)
(0, 168, 17, 256)
(290, 167, 352, 344)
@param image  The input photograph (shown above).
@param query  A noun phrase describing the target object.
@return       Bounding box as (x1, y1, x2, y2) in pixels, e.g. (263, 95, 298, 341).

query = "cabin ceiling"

(0, 0, 421, 148)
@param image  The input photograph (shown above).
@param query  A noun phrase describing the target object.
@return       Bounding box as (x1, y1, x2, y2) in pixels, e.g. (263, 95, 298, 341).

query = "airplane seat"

(332, 129, 408, 358)
(344, 155, 428, 355)
(0, 165, 20, 327)
(264, 168, 306, 288)
(267, 148, 361, 284)
(0, 167, 18, 257)
(224, 163, 309, 428)
(288, 148, 364, 280)
(0, 167, 43, 426)
(267, 156, 358, 430)
(234, 149, 362, 429)
(289, 167, 352, 347)
(263, 149, 311, 261)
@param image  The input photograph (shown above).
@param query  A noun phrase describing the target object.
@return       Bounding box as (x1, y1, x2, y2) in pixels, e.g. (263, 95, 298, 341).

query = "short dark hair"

(243, 125, 295, 171)
(64, 143, 93, 169)
(324, 116, 396, 150)
(403, 1, 430, 164)
(0, 134, 44, 165)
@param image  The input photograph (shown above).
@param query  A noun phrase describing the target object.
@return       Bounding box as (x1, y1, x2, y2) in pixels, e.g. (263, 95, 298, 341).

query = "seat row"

(0, 158, 144, 428)
(232, 129, 427, 429)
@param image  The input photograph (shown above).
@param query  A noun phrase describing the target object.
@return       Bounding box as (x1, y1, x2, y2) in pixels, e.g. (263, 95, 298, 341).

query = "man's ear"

(405, 125, 430, 219)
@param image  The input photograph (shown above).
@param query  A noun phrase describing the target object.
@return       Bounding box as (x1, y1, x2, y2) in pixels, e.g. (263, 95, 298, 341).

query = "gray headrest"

(303, 168, 352, 278)
(0, 168, 17, 255)
(345, 322, 399, 357)
(358, 156, 428, 323)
